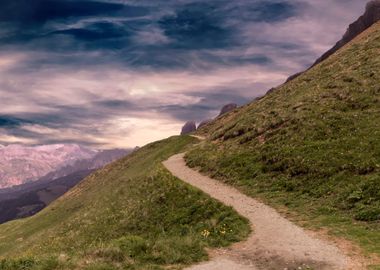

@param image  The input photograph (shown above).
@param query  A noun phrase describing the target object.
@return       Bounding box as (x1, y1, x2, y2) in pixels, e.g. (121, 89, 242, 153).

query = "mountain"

(181, 103, 240, 134)
(0, 144, 96, 188)
(286, 0, 380, 82)
(0, 3, 379, 269)
(0, 148, 131, 224)
(0, 170, 91, 224)
(218, 103, 237, 116)
(180, 121, 197, 135)
(188, 19, 380, 260)
(38, 148, 130, 182)
(313, 0, 380, 66)
(0, 136, 249, 269)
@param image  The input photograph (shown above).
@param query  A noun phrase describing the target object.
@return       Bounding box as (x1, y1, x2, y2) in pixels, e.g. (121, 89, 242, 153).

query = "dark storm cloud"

(0, 0, 367, 147)
(50, 22, 128, 41)
(0, 1, 150, 56)
(158, 2, 234, 49)
(0, 0, 300, 69)
(0, 0, 144, 24)
(154, 92, 252, 122)
(0, 116, 32, 128)
(241, 1, 297, 22)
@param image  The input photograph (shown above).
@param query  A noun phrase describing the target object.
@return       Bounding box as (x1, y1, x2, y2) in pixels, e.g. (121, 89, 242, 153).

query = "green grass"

(186, 23, 380, 267)
(0, 136, 250, 269)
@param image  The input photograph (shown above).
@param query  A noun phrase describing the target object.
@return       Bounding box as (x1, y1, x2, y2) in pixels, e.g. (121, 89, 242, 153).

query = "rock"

(285, 72, 303, 83)
(313, 0, 380, 66)
(58, 254, 69, 263)
(286, 0, 380, 83)
(181, 121, 196, 135)
(198, 119, 213, 129)
(264, 87, 279, 96)
(219, 103, 238, 116)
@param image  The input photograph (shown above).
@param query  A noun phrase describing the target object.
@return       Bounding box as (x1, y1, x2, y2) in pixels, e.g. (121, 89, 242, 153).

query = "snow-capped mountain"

(0, 144, 96, 188)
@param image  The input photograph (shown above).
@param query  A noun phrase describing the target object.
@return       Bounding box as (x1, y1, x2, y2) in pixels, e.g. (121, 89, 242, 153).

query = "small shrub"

(116, 235, 148, 258)
(93, 247, 125, 262)
(0, 259, 36, 270)
(354, 208, 380, 221)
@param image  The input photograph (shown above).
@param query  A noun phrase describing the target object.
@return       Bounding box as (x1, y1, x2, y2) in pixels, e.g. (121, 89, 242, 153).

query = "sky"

(0, 0, 366, 149)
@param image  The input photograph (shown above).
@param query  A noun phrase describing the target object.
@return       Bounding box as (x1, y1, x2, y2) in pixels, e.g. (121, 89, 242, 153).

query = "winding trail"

(163, 153, 362, 270)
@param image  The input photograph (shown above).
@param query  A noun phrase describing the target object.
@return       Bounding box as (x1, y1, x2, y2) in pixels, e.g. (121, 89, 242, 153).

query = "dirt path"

(163, 154, 362, 270)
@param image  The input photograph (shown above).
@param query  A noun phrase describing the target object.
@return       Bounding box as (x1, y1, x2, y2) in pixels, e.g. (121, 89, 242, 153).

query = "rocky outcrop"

(285, 72, 303, 83)
(181, 121, 196, 135)
(198, 119, 213, 129)
(313, 0, 380, 66)
(286, 0, 380, 84)
(219, 103, 237, 116)
(180, 104, 239, 134)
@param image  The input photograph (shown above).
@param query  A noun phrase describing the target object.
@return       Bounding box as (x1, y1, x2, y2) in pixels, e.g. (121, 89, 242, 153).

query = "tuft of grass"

(187, 23, 380, 266)
(0, 136, 250, 269)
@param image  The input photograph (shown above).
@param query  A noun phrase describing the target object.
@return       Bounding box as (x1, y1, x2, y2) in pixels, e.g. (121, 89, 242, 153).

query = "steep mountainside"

(287, 0, 380, 82)
(0, 170, 91, 224)
(0, 144, 96, 188)
(314, 0, 380, 66)
(187, 21, 380, 260)
(0, 136, 249, 269)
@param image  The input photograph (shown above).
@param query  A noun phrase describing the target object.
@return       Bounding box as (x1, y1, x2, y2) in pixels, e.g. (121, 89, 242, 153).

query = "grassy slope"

(0, 136, 250, 270)
(186, 22, 380, 265)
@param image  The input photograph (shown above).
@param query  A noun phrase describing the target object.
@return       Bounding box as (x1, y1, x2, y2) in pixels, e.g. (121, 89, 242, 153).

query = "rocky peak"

(219, 103, 237, 116)
(285, 1, 380, 84)
(313, 0, 380, 66)
(198, 119, 213, 130)
(365, 0, 380, 22)
(180, 121, 197, 135)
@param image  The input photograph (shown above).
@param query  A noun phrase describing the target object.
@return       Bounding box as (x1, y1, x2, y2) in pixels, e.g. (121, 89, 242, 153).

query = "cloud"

(0, 0, 140, 24)
(0, 116, 31, 128)
(50, 22, 128, 42)
(0, 0, 368, 148)
(158, 2, 235, 49)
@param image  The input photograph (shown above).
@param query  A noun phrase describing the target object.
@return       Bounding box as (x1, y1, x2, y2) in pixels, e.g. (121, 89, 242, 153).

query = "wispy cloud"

(0, 0, 366, 147)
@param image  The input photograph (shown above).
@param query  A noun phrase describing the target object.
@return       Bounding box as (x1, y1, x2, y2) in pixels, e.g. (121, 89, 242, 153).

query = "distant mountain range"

(38, 148, 129, 182)
(0, 144, 96, 188)
(0, 148, 131, 224)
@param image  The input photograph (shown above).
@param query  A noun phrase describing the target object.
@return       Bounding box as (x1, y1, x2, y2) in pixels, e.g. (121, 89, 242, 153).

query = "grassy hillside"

(186, 22, 380, 262)
(0, 136, 250, 270)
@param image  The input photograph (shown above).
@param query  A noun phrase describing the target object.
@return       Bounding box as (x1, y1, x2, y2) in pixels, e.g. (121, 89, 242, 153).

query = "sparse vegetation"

(186, 23, 380, 266)
(0, 136, 250, 269)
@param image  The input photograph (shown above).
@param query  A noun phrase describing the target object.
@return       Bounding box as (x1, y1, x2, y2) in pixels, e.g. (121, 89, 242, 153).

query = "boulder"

(219, 103, 237, 116)
(198, 119, 212, 129)
(181, 121, 196, 135)
(285, 72, 303, 83)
